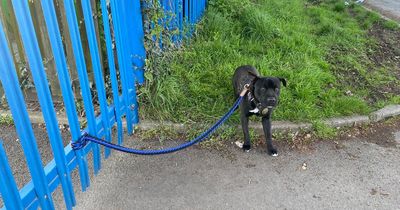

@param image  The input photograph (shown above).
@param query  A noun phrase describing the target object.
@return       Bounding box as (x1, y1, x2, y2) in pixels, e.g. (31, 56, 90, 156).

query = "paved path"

(71, 133, 400, 209)
(1, 119, 399, 209)
(365, 0, 400, 21)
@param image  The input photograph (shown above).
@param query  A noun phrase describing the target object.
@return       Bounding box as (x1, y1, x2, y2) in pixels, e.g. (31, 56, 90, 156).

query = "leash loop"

(240, 84, 250, 96)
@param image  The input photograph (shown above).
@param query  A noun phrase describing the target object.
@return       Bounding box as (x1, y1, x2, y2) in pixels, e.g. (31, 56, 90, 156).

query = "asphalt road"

(72, 132, 400, 210)
(1, 120, 399, 209)
(365, 0, 400, 21)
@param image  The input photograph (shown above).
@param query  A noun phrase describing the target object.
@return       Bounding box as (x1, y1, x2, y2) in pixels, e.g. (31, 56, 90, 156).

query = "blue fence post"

(110, 0, 135, 135)
(0, 140, 24, 210)
(177, 0, 183, 40)
(0, 20, 54, 210)
(190, 0, 194, 24)
(126, 0, 146, 85)
(119, 0, 140, 126)
(119, 0, 145, 125)
(184, 0, 189, 37)
(100, 0, 124, 146)
(184, 0, 189, 22)
(80, 0, 113, 158)
(194, 0, 197, 23)
(63, 0, 101, 175)
(10, 1, 76, 209)
(40, 0, 90, 192)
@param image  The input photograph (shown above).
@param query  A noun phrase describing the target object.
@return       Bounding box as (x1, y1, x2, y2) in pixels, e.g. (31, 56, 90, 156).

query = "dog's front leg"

(240, 105, 251, 151)
(262, 116, 278, 156)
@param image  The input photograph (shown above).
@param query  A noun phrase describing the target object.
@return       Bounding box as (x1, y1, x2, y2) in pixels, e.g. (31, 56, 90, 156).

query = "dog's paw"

(242, 144, 251, 152)
(268, 148, 278, 157)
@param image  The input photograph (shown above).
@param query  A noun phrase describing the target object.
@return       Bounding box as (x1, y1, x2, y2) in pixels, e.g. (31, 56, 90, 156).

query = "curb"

(1, 104, 400, 135)
(369, 105, 400, 122)
(141, 105, 400, 135)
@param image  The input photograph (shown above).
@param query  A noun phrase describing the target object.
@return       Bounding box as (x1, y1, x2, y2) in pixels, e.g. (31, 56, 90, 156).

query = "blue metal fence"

(0, 0, 206, 209)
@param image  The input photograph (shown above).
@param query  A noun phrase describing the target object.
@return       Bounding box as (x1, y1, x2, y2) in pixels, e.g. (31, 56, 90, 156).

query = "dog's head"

(251, 75, 286, 114)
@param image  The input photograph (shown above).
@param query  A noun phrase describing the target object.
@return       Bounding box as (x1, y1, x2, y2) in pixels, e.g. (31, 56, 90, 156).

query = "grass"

(0, 114, 13, 125)
(138, 0, 399, 125)
(312, 120, 337, 139)
(383, 20, 399, 30)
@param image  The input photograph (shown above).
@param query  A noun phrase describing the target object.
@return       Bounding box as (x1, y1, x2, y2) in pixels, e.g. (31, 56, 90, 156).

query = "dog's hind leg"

(262, 116, 278, 156)
(240, 105, 251, 151)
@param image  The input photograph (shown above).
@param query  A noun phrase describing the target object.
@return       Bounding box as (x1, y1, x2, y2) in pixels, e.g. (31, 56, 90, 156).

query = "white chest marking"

(249, 107, 259, 113)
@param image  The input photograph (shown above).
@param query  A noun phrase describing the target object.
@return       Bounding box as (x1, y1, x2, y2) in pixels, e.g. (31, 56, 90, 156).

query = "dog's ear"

(278, 77, 287, 87)
(247, 70, 260, 79)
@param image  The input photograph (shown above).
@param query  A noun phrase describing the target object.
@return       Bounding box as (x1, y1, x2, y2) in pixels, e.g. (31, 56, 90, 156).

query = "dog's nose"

(267, 97, 276, 104)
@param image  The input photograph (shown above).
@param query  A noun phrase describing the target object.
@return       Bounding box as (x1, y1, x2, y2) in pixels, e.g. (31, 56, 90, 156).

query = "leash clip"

(240, 84, 250, 96)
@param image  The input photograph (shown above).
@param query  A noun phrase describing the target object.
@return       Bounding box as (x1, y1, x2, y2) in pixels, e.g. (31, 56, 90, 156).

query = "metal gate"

(0, 0, 206, 209)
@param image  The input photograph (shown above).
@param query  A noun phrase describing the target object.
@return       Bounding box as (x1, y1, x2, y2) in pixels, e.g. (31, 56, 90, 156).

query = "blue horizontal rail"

(0, 96, 129, 210)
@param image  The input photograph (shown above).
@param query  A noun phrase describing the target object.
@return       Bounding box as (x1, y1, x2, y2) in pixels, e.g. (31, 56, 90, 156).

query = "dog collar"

(247, 91, 269, 115)
(247, 92, 258, 113)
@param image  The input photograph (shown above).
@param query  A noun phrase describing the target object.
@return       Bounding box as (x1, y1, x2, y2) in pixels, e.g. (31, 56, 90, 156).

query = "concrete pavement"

(365, 0, 400, 21)
(70, 130, 400, 209)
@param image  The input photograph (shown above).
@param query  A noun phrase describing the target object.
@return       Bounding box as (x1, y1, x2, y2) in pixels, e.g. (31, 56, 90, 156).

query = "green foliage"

(138, 0, 399, 124)
(333, 2, 346, 12)
(0, 114, 13, 125)
(139, 125, 180, 143)
(383, 20, 399, 30)
(312, 120, 337, 139)
(139, 0, 189, 121)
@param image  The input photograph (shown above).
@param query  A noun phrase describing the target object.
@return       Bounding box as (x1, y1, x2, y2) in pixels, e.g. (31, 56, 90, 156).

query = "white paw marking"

(235, 141, 243, 148)
(272, 153, 278, 157)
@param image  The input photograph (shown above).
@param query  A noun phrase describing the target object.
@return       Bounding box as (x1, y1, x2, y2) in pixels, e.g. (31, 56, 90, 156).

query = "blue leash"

(71, 94, 245, 155)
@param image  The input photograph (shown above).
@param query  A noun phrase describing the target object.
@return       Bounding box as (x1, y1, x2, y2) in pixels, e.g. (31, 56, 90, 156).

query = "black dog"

(232, 65, 286, 156)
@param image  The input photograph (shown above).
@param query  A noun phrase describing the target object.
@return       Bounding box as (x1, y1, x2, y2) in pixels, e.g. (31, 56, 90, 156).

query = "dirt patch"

(363, 21, 400, 100)
(338, 116, 400, 148)
(327, 21, 400, 103)
(367, 23, 400, 77)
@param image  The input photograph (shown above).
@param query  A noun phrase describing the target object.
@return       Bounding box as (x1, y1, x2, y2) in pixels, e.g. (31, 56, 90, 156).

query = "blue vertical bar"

(172, 0, 178, 42)
(80, 0, 112, 158)
(196, 0, 199, 21)
(194, 0, 197, 23)
(184, 0, 189, 22)
(100, 0, 123, 146)
(0, 20, 54, 210)
(126, 0, 146, 85)
(11, 1, 75, 209)
(110, 0, 134, 135)
(160, 0, 167, 48)
(63, 0, 101, 174)
(184, 0, 189, 37)
(119, 0, 140, 126)
(0, 140, 24, 210)
(178, 0, 183, 39)
(40, 0, 89, 192)
(194, 0, 197, 22)
(122, 0, 144, 125)
(190, 0, 194, 24)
